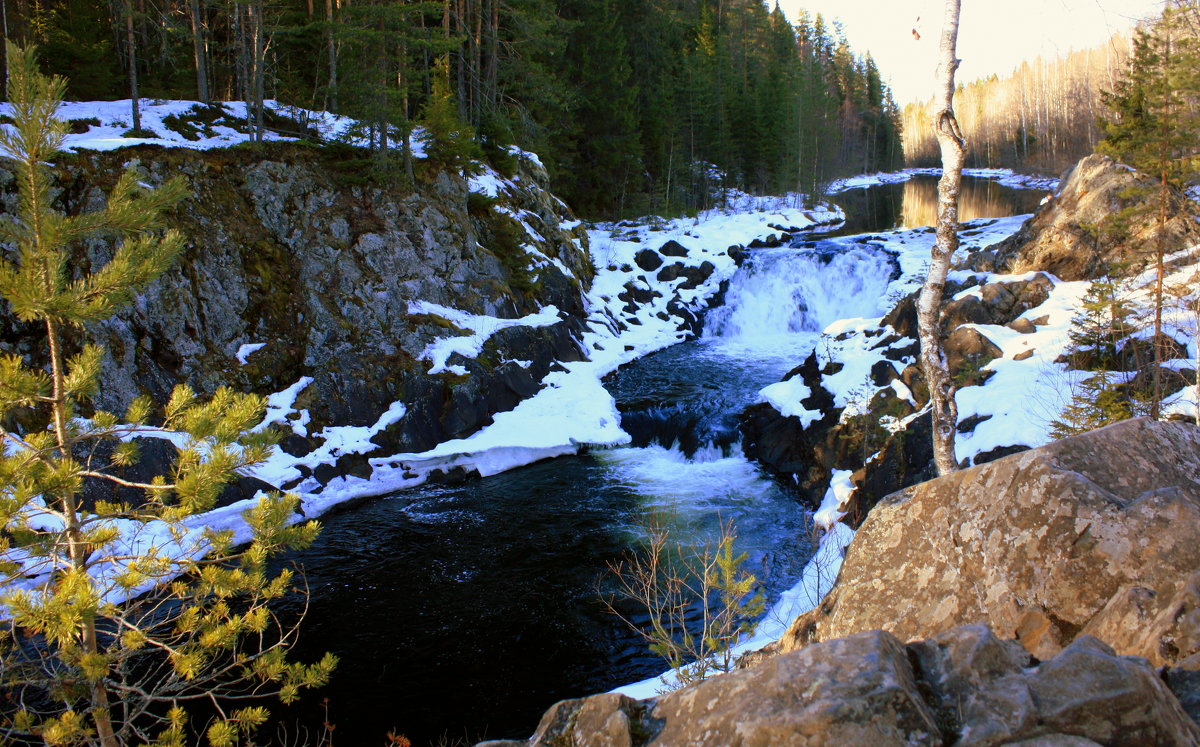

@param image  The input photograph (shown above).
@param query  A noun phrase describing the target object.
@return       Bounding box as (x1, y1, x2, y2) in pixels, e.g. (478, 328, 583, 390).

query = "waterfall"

(703, 241, 897, 344)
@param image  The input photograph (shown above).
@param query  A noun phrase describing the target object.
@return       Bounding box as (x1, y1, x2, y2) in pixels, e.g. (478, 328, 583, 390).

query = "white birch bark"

(918, 0, 966, 476)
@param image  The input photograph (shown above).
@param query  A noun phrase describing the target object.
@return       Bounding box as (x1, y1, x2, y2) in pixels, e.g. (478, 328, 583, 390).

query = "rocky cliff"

(781, 418, 1200, 667)
(966, 153, 1200, 280)
(0, 144, 592, 471)
(490, 625, 1200, 746)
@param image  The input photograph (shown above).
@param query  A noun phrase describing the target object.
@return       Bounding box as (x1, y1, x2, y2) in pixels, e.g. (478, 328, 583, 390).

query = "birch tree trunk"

(918, 0, 965, 476)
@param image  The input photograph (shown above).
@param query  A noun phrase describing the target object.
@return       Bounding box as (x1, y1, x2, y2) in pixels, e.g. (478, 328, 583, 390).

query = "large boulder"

(498, 623, 1200, 746)
(782, 418, 1200, 666)
(965, 154, 1200, 280)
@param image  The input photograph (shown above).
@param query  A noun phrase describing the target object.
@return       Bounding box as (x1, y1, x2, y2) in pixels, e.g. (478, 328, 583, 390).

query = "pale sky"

(775, 0, 1165, 104)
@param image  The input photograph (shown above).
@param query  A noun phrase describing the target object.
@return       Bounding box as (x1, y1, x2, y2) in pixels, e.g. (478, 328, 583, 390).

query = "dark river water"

(268, 174, 1041, 746)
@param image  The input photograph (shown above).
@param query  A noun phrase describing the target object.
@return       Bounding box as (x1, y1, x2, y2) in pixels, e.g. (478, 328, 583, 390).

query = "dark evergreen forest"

(3, 0, 902, 217)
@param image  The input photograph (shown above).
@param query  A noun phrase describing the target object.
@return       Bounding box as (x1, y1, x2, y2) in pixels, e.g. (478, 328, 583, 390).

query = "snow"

(829, 167, 1058, 194)
(233, 186, 848, 503)
(0, 99, 429, 156)
(814, 470, 855, 529)
(236, 342, 266, 364)
(7, 144, 1129, 698)
(759, 376, 823, 425)
(409, 301, 563, 375)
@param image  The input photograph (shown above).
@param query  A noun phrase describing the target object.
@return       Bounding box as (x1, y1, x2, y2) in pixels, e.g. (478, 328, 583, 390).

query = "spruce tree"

(0, 43, 333, 746)
(1098, 3, 1200, 418)
(1051, 277, 1149, 438)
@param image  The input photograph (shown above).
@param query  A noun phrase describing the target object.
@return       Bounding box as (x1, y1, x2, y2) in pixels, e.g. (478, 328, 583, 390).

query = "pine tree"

(0, 43, 334, 746)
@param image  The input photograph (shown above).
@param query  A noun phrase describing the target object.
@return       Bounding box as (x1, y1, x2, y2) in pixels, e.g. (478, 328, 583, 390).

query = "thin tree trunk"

(325, 0, 337, 111)
(1, 0, 8, 99)
(252, 0, 264, 141)
(47, 318, 120, 747)
(125, 0, 141, 131)
(1193, 297, 1199, 427)
(918, 0, 965, 476)
(188, 0, 209, 102)
(1153, 169, 1167, 419)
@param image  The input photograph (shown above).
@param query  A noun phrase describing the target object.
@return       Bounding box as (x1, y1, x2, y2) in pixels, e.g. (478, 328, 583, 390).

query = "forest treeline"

(4, 0, 902, 217)
(902, 34, 1133, 175)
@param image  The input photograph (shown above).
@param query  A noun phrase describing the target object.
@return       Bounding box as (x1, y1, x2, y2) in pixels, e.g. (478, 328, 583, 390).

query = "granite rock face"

(495, 624, 1200, 747)
(965, 153, 1200, 280)
(781, 418, 1200, 667)
(0, 144, 593, 463)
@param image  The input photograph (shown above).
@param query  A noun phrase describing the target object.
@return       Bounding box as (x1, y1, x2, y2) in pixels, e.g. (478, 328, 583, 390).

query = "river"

(270, 174, 1042, 745)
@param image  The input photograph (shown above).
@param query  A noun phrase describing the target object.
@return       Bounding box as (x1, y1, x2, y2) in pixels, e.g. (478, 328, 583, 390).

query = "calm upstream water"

(826, 173, 1046, 237)
(270, 174, 1041, 746)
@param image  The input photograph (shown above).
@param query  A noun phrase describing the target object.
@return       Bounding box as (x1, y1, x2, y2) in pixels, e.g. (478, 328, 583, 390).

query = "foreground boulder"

(782, 418, 1200, 666)
(482, 624, 1200, 746)
(965, 153, 1199, 280)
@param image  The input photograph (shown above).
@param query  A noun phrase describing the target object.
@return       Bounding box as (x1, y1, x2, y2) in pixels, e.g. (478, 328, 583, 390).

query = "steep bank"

(744, 155, 1200, 525)
(0, 143, 591, 460)
(1, 134, 848, 512)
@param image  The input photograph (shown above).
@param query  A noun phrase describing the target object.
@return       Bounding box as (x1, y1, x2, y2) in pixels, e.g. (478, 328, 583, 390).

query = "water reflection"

(821, 175, 1044, 237)
(899, 177, 1043, 228)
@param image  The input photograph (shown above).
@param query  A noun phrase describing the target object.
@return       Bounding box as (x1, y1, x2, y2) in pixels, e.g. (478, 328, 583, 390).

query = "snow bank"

(830, 167, 1058, 194)
(0, 99, 428, 155)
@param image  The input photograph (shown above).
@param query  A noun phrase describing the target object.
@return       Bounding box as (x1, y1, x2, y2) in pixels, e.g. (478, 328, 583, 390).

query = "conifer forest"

(3, 0, 903, 217)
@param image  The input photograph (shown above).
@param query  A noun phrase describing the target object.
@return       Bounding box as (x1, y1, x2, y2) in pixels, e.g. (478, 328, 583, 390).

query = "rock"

(655, 262, 685, 282)
(0, 144, 593, 461)
(1027, 635, 1199, 745)
(944, 327, 1002, 387)
(278, 432, 316, 457)
(218, 474, 279, 505)
(659, 240, 688, 257)
(618, 281, 660, 306)
(965, 154, 1200, 280)
(312, 462, 340, 485)
(740, 350, 843, 506)
(1013, 348, 1035, 361)
(1166, 655, 1200, 726)
(634, 248, 663, 272)
(942, 275, 1054, 330)
(957, 413, 992, 434)
(334, 453, 373, 481)
(649, 630, 942, 746)
(881, 291, 919, 339)
(781, 418, 1200, 667)
(526, 693, 645, 747)
(973, 444, 1030, 465)
(1118, 333, 1189, 370)
(844, 410, 936, 526)
(506, 623, 1200, 747)
(676, 261, 716, 290)
(870, 359, 898, 387)
(748, 234, 782, 248)
(1009, 318, 1037, 334)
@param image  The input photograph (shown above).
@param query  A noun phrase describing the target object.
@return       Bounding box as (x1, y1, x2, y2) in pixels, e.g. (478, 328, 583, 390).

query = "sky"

(775, 0, 1165, 105)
